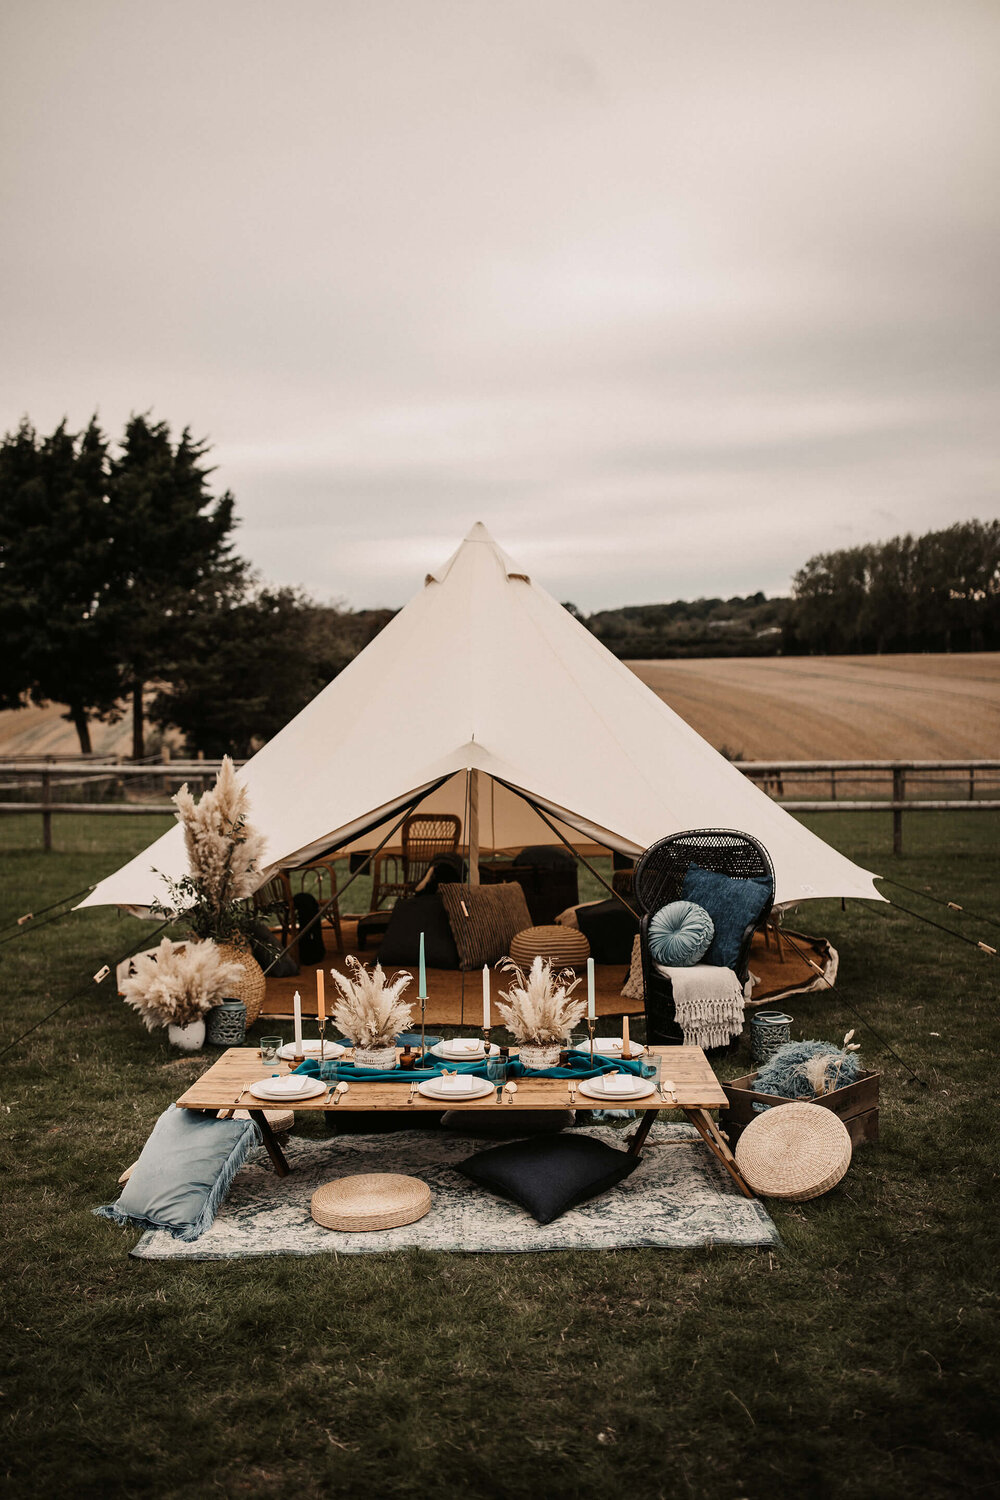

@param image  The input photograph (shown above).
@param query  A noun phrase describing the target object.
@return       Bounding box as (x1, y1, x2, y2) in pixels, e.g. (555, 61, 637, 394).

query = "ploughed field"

(628, 652, 1000, 762)
(3, 653, 999, 763)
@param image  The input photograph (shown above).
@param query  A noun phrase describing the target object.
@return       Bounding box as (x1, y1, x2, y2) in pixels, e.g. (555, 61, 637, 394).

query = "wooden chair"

(633, 829, 775, 1045)
(370, 813, 462, 909)
(252, 873, 297, 955)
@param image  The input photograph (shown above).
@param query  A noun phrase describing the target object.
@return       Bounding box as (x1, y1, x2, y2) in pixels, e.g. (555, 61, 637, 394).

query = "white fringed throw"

(654, 962, 746, 1050)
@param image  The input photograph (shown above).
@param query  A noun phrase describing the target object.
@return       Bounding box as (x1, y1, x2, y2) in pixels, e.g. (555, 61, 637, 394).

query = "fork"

(407, 1082, 419, 1105)
(568, 1081, 577, 1107)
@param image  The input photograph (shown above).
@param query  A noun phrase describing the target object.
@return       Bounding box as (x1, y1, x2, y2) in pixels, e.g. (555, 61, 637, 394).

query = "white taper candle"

(482, 964, 491, 1028)
(587, 957, 595, 1020)
(293, 989, 303, 1054)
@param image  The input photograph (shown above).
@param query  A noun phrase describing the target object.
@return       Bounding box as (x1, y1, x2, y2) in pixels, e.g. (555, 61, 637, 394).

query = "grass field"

(1, 811, 999, 1500)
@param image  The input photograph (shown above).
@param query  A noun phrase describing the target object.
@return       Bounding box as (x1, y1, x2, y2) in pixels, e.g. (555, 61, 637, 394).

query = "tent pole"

(468, 767, 480, 886)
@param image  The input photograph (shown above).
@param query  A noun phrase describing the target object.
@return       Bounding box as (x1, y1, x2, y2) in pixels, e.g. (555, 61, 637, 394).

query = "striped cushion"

(440, 882, 532, 970)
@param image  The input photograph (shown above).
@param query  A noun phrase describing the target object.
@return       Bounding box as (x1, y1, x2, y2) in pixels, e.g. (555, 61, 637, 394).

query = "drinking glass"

(260, 1035, 283, 1064)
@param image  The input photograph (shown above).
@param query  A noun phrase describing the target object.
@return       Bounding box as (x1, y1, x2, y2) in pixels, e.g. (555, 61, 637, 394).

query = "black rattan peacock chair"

(633, 829, 775, 1046)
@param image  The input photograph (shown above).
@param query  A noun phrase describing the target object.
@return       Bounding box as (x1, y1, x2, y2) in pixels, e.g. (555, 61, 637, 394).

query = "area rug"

(130, 1123, 779, 1259)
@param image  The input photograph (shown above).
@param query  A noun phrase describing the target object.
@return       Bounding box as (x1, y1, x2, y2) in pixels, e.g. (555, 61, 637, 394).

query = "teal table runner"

(293, 1049, 648, 1085)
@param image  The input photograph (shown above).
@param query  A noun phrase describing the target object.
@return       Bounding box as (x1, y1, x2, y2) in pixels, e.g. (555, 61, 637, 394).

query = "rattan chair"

(633, 829, 775, 1046)
(370, 813, 462, 909)
(286, 860, 344, 953)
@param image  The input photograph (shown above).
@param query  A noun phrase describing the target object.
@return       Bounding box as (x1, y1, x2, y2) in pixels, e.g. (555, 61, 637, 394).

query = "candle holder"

(587, 1018, 596, 1065)
(481, 1024, 492, 1058)
(419, 995, 427, 1061)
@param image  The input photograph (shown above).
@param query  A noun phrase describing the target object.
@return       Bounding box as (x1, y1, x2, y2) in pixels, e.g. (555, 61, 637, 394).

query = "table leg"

(684, 1107, 754, 1198)
(626, 1109, 660, 1157)
(248, 1109, 290, 1176)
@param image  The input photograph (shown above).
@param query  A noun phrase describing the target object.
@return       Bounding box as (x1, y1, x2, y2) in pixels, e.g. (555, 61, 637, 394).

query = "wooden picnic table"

(175, 1044, 751, 1197)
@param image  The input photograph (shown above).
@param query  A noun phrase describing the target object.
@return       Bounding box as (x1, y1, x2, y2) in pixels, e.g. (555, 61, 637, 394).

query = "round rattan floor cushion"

(508, 924, 590, 969)
(234, 1108, 294, 1134)
(311, 1173, 432, 1232)
(735, 1101, 852, 1200)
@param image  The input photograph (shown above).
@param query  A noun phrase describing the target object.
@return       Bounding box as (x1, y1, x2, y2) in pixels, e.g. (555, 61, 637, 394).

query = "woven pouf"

(735, 1101, 852, 1201)
(508, 924, 590, 970)
(234, 1108, 294, 1135)
(311, 1173, 431, 1232)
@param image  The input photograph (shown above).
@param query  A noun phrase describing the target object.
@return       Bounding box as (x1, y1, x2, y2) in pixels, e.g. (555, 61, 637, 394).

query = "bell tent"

(81, 523, 881, 915)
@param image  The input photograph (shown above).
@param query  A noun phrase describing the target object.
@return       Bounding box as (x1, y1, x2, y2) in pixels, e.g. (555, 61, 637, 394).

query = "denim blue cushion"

(647, 900, 715, 967)
(680, 864, 771, 970)
(94, 1105, 260, 1242)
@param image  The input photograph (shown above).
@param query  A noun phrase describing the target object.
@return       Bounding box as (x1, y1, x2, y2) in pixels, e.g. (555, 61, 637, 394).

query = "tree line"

(783, 520, 1000, 655)
(0, 416, 391, 755)
(2, 415, 996, 757)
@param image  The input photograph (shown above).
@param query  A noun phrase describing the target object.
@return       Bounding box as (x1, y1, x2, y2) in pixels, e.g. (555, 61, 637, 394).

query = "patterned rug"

(131, 1122, 779, 1259)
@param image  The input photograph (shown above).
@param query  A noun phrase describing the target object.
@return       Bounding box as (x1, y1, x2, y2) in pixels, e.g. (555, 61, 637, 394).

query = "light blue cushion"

(94, 1105, 260, 1242)
(681, 864, 772, 970)
(647, 900, 715, 967)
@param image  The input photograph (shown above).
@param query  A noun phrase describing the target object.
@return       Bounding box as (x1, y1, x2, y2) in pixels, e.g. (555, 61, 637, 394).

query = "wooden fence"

(1, 757, 998, 854)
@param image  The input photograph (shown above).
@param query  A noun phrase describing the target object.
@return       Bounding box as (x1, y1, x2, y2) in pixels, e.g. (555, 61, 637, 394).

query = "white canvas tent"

(81, 523, 882, 914)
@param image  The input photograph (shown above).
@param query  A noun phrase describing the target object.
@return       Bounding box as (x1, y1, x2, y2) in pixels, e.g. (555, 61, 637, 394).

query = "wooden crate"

(720, 1069, 880, 1148)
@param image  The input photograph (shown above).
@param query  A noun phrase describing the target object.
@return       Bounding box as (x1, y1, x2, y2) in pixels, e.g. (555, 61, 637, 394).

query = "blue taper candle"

(418, 931, 427, 999)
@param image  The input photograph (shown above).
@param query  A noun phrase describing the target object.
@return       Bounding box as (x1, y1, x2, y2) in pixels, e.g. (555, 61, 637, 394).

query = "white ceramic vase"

(518, 1041, 563, 1070)
(167, 1018, 206, 1052)
(353, 1044, 397, 1071)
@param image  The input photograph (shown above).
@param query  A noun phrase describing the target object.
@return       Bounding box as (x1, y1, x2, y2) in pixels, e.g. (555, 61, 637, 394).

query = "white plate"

(432, 1040, 501, 1061)
(249, 1075, 327, 1102)
(577, 1074, 656, 1103)
(590, 1037, 645, 1059)
(417, 1075, 495, 1102)
(278, 1040, 346, 1061)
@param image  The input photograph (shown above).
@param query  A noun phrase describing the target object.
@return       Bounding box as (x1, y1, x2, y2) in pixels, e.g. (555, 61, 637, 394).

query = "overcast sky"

(1, 0, 997, 610)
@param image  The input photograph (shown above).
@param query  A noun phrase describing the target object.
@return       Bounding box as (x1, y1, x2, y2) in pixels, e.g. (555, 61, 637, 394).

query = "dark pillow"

(439, 882, 532, 969)
(680, 864, 771, 970)
(457, 1134, 639, 1224)
(292, 892, 326, 966)
(378, 891, 459, 969)
(516, 845, 576, 869)
(441, 1108, 574, 1138)
(249, 919, 298, 977)
(576, 898, 639, 964)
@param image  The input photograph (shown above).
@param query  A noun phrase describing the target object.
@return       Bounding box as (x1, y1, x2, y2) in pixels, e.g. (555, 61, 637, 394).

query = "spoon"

(505, 1081, 518, 1105)
(334, 1082, 349, 1105)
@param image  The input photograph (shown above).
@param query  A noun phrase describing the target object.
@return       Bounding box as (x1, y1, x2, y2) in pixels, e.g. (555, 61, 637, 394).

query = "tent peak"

(425, 523, 531, 587)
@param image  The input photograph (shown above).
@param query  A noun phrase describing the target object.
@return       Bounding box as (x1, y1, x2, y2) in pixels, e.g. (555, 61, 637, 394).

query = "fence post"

(830, 766, 837, 800)
(969, 766, 975, 801)
(42, 769, 52, 852)
(892, 766, 905, 855)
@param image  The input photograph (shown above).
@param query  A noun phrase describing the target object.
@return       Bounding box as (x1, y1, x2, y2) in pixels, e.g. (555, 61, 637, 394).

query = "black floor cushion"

(458, 1134, 639, 1224)
(377, 891, 460, 969)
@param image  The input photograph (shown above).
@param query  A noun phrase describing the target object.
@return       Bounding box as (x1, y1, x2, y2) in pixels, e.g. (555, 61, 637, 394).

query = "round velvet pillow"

(647, 900, 715, 967)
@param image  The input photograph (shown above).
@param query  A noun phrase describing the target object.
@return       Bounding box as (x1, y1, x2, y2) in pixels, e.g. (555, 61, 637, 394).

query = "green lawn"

(1, 811, 998, 1500)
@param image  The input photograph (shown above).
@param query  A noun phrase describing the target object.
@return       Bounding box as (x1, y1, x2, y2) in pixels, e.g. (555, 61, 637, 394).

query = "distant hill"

(574, 594, 787, 658)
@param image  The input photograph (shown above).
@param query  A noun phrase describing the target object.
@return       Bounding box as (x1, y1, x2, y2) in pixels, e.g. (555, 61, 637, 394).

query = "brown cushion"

(509, 924, 590, 969)
(440, 882, 532, 970)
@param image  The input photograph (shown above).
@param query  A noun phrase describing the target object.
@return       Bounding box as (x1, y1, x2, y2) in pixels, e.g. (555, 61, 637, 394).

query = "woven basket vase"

(213, 938, 267, 1027)
(735, 1100, 852, 1201)
(508, 924, 590, 970)
(311, 1173, 431, 1232)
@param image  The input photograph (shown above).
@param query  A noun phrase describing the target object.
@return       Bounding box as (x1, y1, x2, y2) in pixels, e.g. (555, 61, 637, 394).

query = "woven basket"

(508, 924, 590, 970)
(214, 939, 267, 1026)
(734, 1100, 852, 1200)
(311, 1173, 431, 1232)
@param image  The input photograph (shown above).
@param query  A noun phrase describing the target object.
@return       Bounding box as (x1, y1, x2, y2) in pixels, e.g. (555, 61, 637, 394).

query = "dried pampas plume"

(173, 756, 265, 907)
(496, 954, 586, 1044)
(122, 939, 244, 1031)
(329, 956, 415, 1049)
